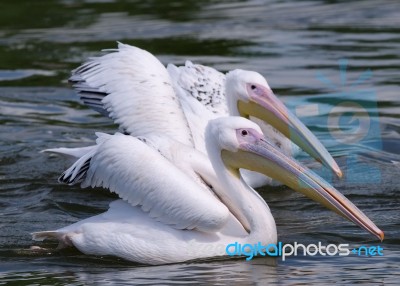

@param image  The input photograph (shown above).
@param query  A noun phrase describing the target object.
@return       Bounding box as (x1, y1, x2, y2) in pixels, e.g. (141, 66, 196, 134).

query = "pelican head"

(225, 69, 342, 178)
(206, 117, 384, 241)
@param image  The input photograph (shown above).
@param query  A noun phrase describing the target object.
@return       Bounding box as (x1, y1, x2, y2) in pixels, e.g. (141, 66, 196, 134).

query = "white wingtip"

(58, 147, 97, 185)
(41, 146, 96, 159)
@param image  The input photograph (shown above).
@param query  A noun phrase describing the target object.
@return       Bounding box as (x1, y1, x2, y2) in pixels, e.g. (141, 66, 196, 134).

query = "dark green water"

(1, 0, 399, 284)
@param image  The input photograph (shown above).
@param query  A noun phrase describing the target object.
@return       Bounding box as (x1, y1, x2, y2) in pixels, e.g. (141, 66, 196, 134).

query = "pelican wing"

(59, 133, 229, 233)
(167, 61, 227, 153)
(167, 61, 227, 115)
(41, 146, 96, 159)
(70, 43, 193, 147)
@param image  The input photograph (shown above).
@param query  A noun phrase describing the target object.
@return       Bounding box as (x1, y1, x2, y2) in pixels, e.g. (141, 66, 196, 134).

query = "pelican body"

(33, 118, 383, 265)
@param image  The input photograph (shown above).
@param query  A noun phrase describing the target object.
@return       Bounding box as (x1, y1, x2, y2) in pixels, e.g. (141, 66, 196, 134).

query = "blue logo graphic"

(351, 245, 384, 257)
(225, 241, 384, 261)
(288, 59, 382, 184)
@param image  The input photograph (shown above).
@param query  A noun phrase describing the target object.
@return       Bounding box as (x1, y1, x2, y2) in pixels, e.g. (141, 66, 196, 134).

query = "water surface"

(1, 0, 399, 284)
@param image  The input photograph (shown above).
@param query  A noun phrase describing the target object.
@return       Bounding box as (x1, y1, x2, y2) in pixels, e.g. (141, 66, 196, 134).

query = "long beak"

(238, 87, 342, 178)
(222, 137, 384, 241)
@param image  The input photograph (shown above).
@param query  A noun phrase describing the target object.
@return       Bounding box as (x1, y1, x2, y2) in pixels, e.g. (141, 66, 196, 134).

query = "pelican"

(69, 43, 341, 187)
(33, 117, 383, 265)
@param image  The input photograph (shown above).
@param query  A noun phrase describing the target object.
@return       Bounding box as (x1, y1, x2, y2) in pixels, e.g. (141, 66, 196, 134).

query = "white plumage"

(32, 44, 383, 264)
(34, 118, 277, 264)
(167, 61, 291, 155)
(70, 43, 193, 147)
(60, 132, 229, 232)
(34, 117, 383, 264)
(69, 43, 341, 188)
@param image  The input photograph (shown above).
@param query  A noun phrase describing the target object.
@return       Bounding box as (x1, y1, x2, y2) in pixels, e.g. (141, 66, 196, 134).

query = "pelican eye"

(241, 130, 248, 136)
(250, 85, 257, 90)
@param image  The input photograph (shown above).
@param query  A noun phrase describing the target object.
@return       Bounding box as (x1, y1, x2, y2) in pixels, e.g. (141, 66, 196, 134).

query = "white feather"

(41, 146, 96, 159)
(59, 132, 229, 233)
(70, 43, 193, 147)
(33, 118, 281, 265)
(32, 199, 249, 265)
(69, 43, 310, 188)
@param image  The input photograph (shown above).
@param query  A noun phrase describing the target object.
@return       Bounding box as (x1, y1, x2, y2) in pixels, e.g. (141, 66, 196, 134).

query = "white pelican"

(33, 117, 383, 265)
(69, 43, 341, 187)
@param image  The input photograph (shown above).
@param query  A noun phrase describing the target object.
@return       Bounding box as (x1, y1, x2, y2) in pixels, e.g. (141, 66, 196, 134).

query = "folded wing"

(59, 133, 229, 233)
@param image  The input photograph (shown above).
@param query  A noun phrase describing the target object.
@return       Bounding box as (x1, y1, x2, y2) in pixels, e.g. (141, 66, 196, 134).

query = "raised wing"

(59, 132, 229, 233)
(167, 61, 228, 153)
(167, 61, 227, 115)
(69, 42, 193, 147)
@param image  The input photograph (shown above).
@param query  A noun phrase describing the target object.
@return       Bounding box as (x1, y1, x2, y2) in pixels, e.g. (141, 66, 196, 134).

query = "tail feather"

(32, 231, 60, 241)
(32, 231, 73, 249)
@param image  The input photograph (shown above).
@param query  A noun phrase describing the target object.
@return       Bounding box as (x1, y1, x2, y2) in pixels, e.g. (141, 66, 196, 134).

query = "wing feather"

(60, 133, 229, 233)
(70, 43, 193, 147)
(41, 146, 96, 159)
(167, 61, 228, 154)
(167, 61, 227, 115)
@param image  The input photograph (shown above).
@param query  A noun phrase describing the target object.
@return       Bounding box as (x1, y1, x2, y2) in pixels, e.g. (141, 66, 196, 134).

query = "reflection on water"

(0, 0, 399, 284)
